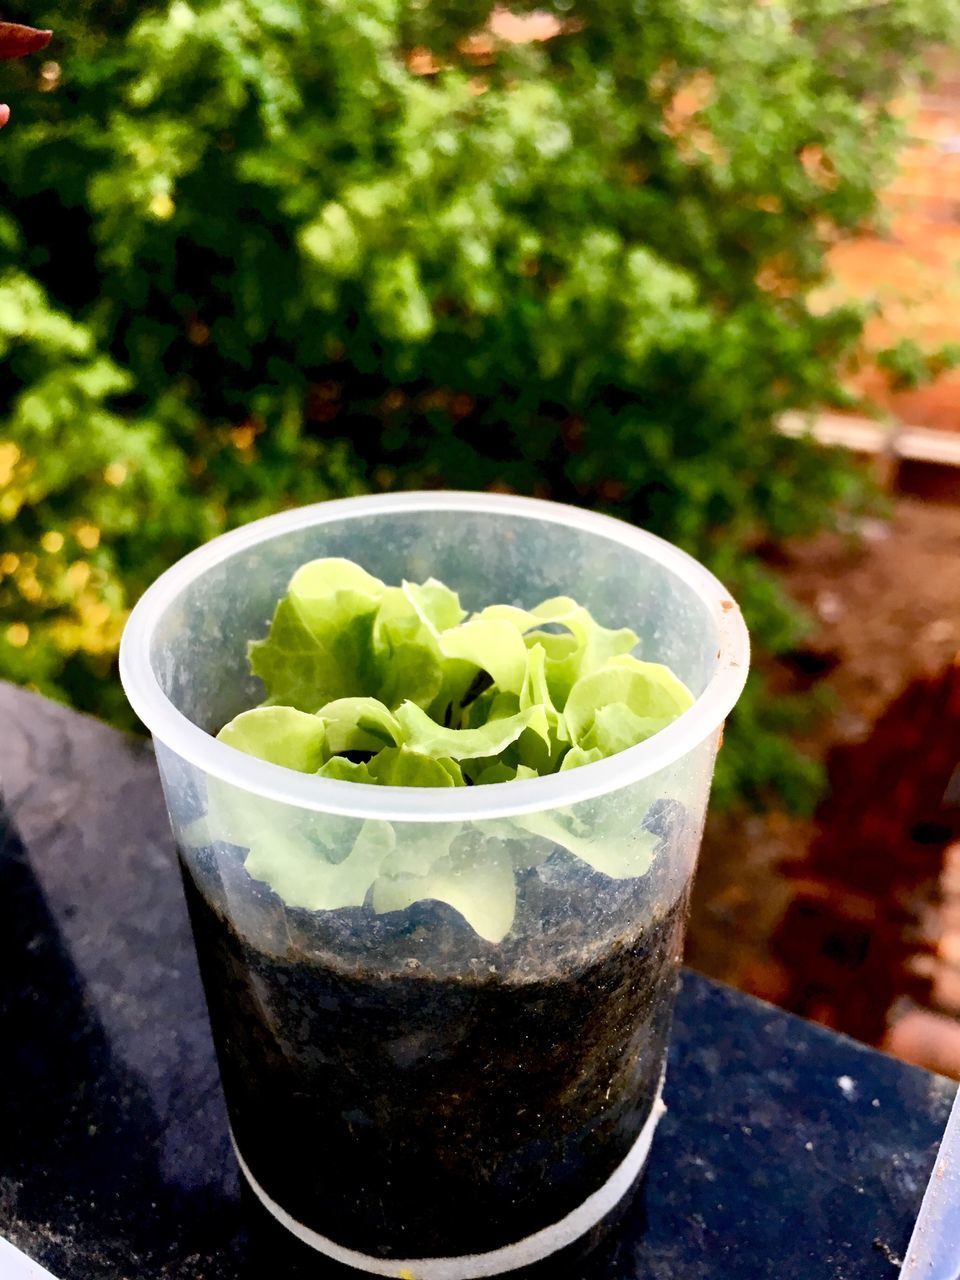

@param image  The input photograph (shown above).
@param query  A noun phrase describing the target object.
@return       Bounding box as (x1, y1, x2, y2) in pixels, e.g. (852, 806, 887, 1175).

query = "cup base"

(231, 1079, 665, 1279)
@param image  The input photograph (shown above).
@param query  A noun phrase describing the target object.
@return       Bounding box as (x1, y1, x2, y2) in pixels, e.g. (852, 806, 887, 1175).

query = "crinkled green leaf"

(559, 744, 605, 771)
(564, 655, 694, 747)
(520, 643, 556, 718)
(401, 577, 466, 632)
(471, 603, 542, 631)
(373, 834, 516, 943)
(438, 619, 527, 695)
(518, 808, 658, 880)
(246, 819, 394, 911)
(249, 558, 386, 711)
(289, 557, 385, 620)
(524, 630, 582, 709)
(465, 689, 521, 728)
(248, 598, 350, 712)
(372, 586, 445, 710)
(380, 640, 445, 711)
(396, 699, 541, 761)
(533, 597, 639, 669)
(534, 599, 638, 708)
(216, 706, 326, 771)
(394, 578, 478, 721)
(472, 598, 638, 706)
(432, 756, 468, 787)
(473, 761, 522, 785)
(585, 702, 673, 756)
(431, 658, 498, 727)
(316, 756, 377, 783)
(372, 585, 419, 647)
(318, 748, 464, 788)
(367, 744, 464, 787)
(317, 696, 402, 754)
(406, 589, 531, 701)
(516, 642, 568, 771)
(379, 822, 461, 878)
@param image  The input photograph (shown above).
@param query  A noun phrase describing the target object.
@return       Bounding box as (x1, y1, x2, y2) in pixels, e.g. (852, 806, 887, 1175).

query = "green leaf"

(379, 639, 446, 712)
(367, 744, 464, 787)
(372, 585, 445, 710)
(432, 756, 468, 787)
(395, 699, 540, 761)
(523, 630, 582, 710)
(401, 577, 466, 631)
(249, 559, 387, 710)
(248, 598, 351, 712)
(216, 706, 326, 772)
(473, 761, 522, 785)
(437, 618, 530, 695)
(316, 756, 377, 783)
(559, 745, 605, 771)
(533, 598, 638, 692)
(373, 834, 517, 943)
(517, 808, 658, 880)
(246, 819, 395, 912)
(564, 655, 694, 749)
(516, 641, 568, 770)
(379, 823, 461, 878)
(400, 582, 530, 708)
(471, 604, 543, 631)
(316, 696, 402, 754)
(288, 557, 385, 617)
(464, 689, 522, 728)
(585, 702, 674, 755)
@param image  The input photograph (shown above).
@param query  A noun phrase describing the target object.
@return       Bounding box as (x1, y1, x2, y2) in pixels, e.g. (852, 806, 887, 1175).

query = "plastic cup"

(120, 491, 748, 1279)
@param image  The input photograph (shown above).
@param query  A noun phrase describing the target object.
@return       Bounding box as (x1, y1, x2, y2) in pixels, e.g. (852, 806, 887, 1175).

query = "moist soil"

(180, 837, 689, 1261)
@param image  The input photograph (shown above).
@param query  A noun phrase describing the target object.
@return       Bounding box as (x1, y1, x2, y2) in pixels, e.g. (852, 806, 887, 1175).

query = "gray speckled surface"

(0, 682, 955, 1279)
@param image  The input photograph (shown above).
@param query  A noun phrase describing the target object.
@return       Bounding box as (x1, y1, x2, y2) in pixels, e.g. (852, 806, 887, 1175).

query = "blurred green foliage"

(876, 336, 960, 391)
(1, 0, 956, 806)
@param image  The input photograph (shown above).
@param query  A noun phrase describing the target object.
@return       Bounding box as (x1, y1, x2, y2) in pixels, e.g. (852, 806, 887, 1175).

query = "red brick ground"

(827, 53, 960, 430)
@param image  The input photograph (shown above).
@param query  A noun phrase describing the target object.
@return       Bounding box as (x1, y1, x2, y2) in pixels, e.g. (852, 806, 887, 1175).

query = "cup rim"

(120, 491, 749, 821)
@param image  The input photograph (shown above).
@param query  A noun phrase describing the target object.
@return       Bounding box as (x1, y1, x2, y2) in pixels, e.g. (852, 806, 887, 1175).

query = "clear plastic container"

(120, 491, 749, 1279)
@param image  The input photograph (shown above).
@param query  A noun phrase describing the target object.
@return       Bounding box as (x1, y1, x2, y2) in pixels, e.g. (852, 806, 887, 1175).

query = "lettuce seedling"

(202, 558, 694, 940)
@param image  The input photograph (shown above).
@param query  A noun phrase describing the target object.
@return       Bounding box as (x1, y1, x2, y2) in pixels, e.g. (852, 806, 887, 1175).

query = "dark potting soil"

(179, 822, 690, 1261)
